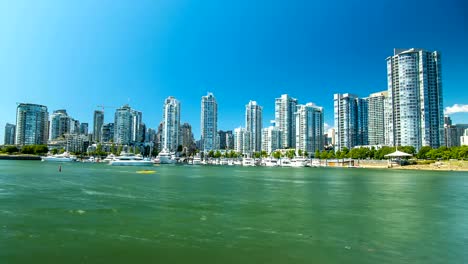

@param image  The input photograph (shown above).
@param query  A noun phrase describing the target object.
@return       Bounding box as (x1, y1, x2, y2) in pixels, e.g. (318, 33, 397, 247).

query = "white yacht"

(41, 152, 77, 162)
(157, 149, 177, 164)
(102, 154, 116, 163)
(311, 159, 321, 167)
(291, 158, 308, 168)
(242, 158, 255, 166)
(279, 158, 292, 167)
(262, 158, 279, 167)
(191, 155, 202, 165)
(109, 152, 153, 166)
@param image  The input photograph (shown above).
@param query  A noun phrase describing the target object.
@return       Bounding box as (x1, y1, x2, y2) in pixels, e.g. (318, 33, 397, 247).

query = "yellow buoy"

(136, 170, 156, 174)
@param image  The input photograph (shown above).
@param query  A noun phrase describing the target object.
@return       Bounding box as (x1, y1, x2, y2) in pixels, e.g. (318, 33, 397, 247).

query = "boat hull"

(109, 161, 154, 166)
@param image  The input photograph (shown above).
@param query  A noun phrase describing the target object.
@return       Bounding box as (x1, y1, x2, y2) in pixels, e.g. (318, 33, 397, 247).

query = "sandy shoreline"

(358, 160, 468, 172)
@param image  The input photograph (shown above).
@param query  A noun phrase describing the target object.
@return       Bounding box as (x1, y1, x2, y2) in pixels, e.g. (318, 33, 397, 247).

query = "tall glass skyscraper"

(201, 93, 218, 152)
(4, 123, 16, 145)
(275, 94, 298, 149)
(367, 91, 387, 146)
(162, 96, 180, 152)
(15, 103, 49, 145)
(245, 100, 263, 153)
(93, 110, 104, 142)
(49, 109, 71, 140)
(334, 93, 368, 150)
(295, 103, 324, 155)
(261, 126, 281, 154)
(114, 105, 141, 145)
(387, 48, 444, 150)
(234, 127, 250, 155)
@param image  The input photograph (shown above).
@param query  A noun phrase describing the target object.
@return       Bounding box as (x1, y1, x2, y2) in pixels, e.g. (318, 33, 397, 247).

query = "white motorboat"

(192, 156, 202, 165)
(311, 159, 321, 167)
(157, 149, 177, 164)
(41, 152, 77, 162)
(242, 158, 255, 166)
(291, 158, 308, 167)
(109, 152, 153, 166)
(262, 158, 279, 167)
(102, 154, 116, 163)
(279, 158, 292, 167)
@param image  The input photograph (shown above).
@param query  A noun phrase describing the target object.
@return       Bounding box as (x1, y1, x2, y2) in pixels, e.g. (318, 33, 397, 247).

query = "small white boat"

(109, 152, 153, 166)
(102, 154, 116, 163)
(191, 156, 202, 165)
(42, 152, 77, 162)
(311, 159, 321, 167)
(279, 158, 292, 167)
(291, 158, 308, 168)
(242, 158, 255, 166)
(157, 149, 177, 164)
(262, 158, 279, 167)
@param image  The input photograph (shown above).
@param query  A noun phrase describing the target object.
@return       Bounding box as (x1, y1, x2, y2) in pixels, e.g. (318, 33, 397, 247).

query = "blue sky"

(1, 0, 467, 144)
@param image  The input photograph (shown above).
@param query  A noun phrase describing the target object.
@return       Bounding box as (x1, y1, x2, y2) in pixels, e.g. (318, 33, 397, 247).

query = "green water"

(1, 160, 467, 264)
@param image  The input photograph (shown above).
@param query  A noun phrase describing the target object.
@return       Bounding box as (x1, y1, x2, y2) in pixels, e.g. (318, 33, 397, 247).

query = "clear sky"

(1, 0, 467, 144)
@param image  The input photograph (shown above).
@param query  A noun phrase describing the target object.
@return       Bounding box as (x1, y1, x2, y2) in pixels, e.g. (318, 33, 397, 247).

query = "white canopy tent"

(385, 149, 412, 167)
(384, 150, 412, 158)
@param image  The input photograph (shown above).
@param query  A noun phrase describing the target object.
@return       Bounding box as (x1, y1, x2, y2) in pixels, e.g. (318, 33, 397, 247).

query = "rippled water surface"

(1, 160, 468, 264)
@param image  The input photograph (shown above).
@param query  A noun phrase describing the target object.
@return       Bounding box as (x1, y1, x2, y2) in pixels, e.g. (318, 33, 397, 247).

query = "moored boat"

(41, 152, 77, 162)
(109, 152, 153, 166)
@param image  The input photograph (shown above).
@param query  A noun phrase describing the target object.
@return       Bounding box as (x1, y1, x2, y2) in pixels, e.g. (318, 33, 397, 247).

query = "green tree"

(52, 148, 58, 155)
(327, 150, 336, 159)
(254, 152, 261, 159)
(214, 150, 222, 159)
(286, 149, 295, 159)
(117, 145, 123, 155)
(320, 150, 328, 159)
(304, 151, 309, 157)
(261, 150, 268, 158)
(272, 151, 281, 159)
(21, 145, 35, 154)
(298, 149, 303, 157)
(208, 150, 215, 158)
(5, 146, 19, 154)
(315, 150, 320, 158)
(34, 145, 48, 154)
(417, 146, 432, 159)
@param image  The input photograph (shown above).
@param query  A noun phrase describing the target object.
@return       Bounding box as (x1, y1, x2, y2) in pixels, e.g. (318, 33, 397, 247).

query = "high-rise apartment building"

(113, 105, 133, 145)
(261, 126, 282, 154)
(4, 123, 16, 145)
(162, 96, 180, 152)
(15, 103, 49, 145)
(334, 94, 368, 150)
(295, 103, 324, 154)
(93, 110, 104, 142)
(226, 131, 234, 150)
(49, 110, 71, 140)
(386, 48, 444, 150)
(101, 123, 114, 143)
(275, 94, 298, 149)
(80, 123, 89, 135)
(180, 123, 194, 150)
(245, 100, 263, 153)
(217, 130, 228, 150)
(234, 127, 250, 155)
(201, 93, 218, 152)
(367, 91, 387, 146)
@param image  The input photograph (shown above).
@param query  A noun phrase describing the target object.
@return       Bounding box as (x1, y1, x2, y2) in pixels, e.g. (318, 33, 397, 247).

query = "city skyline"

(1, 1, 468, 144)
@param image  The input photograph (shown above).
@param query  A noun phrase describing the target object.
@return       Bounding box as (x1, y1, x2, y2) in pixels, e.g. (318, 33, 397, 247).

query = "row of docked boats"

(41, 150, 175, 166)
(40, 150, 321, 167)
(187, 157, 321, 167)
